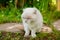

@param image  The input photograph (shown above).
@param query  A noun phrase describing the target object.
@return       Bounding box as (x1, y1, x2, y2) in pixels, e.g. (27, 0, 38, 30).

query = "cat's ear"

(33, 8, 37, 14)
(23, 9, 25, 12)
(34, 9, 37, 14)
(23, 8, 26, 12)
(33, 7, 37, 10)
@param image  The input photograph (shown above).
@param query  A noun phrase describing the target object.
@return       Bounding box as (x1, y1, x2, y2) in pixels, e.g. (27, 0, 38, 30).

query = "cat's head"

(21, 8, 38, 23)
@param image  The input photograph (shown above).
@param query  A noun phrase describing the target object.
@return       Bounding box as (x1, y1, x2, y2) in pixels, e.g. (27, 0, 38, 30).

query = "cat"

(21, 7, 43, 38)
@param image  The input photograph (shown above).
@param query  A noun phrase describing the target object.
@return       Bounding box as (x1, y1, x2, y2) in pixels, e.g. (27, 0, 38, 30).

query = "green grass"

(0, 7, 60, 24)
(0, 7, 22, 24)
(42, 10, 60, 25)
(0, 31, 60, 40)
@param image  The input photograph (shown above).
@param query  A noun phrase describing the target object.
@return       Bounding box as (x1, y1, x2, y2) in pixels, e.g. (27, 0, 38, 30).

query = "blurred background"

(0, 0, 60, 40)
(0, 0, 60, 25)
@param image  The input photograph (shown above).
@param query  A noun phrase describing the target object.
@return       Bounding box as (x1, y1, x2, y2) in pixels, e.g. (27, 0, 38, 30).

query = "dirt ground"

(53, 20, 60, 30)
(0, 20, 60, 33)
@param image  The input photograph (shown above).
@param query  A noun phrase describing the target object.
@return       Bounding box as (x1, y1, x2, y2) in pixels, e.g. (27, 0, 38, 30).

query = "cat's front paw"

(31, 34, 36, 38)
(24, 34, 29, 38)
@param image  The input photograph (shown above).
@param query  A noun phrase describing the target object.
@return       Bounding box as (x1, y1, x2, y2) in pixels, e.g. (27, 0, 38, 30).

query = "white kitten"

(21, 8, 43, 38)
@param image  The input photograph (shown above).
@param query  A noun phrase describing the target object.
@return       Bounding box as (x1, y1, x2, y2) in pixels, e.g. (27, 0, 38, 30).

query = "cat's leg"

(31, 29, 36, 38)
(38, 23, 43, 32)
(23, 23, 30, 37)
(21, 17, 30, 37)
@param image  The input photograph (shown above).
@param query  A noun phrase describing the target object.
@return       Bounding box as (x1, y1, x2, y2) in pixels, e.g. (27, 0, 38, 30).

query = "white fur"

(21, 8, 43, 38)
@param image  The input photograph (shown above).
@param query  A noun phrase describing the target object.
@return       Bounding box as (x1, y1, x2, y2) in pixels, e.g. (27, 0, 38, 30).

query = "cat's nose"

(25, 20, 27, 22)
(25, 19, 30, 23)
(25, 19, 28, 22)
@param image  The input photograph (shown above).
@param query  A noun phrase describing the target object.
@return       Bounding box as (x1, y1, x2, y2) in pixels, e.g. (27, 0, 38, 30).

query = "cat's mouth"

(26, 20, 35, 24)
(30, 21, 35, 23)
(29, 21, 35, 25)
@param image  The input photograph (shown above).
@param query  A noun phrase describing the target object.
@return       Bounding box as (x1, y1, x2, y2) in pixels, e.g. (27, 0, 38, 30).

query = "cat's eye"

(34, 12, 36, 14)
(23, 17, 32, 19)
(27, 18, 31, 19)
(23, 17, 25, 19)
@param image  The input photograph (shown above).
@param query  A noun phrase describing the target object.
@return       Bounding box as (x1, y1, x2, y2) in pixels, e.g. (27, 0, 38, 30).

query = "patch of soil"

(53, 20, 60, 30)
(0, 20, 60, 33)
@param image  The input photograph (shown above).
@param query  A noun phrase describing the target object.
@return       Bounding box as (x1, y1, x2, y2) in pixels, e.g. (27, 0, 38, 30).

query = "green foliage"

(0, 7, 22, 23)
(0, 0, 59, 24)
(0, 0, 9, 3)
